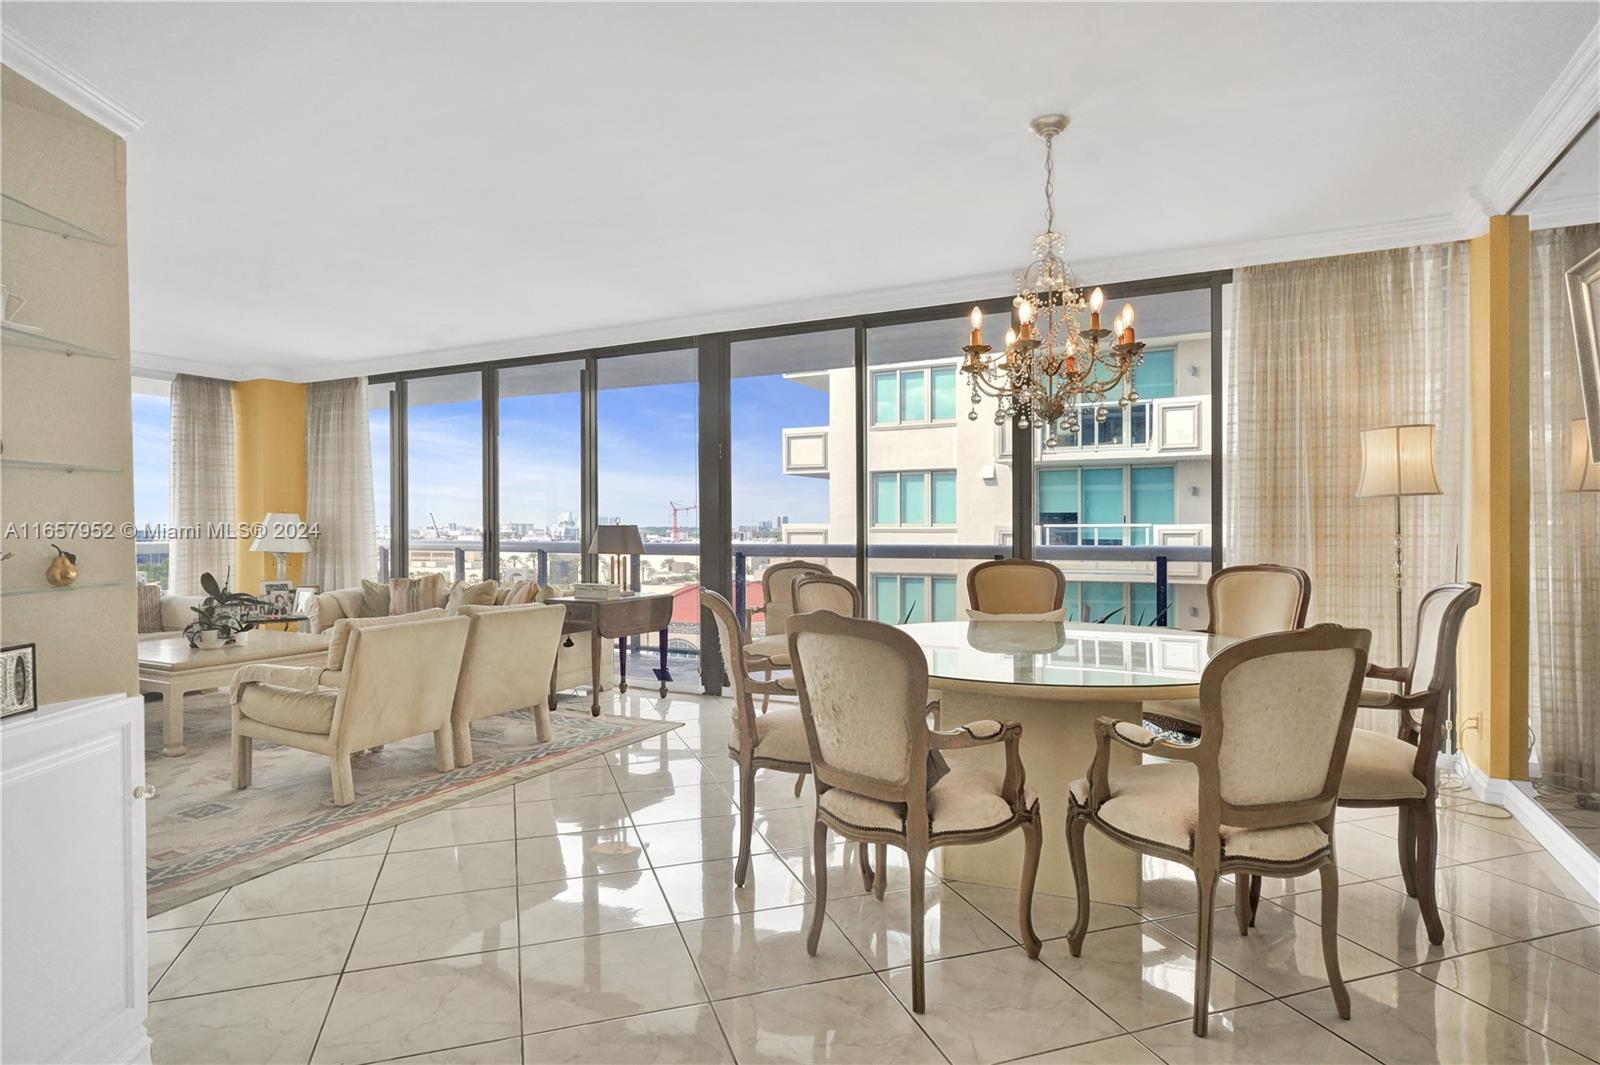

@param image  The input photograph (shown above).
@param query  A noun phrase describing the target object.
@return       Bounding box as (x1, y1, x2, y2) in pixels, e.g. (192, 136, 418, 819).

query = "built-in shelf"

(0, 580, 126, 599)
(1, 193, 113, 245)
(1, 458, 124, 474)
(1, 322, 120, 361)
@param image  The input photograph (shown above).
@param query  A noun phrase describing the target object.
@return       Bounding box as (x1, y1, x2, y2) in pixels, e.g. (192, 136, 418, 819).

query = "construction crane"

(668, 500, 697, 542)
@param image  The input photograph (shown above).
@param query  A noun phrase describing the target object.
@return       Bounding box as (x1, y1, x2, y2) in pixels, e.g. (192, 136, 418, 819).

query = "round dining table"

(897, 618, 1236, 906)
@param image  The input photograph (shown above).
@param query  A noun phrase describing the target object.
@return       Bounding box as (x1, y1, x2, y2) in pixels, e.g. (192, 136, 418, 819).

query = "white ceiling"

(3, 2, 1596, 381)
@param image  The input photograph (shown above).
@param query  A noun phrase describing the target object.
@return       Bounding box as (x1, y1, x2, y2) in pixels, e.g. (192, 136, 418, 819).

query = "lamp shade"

(1356, 424, 1443, 498)
(249, 512, 311, 553)
(1568, 418, 1600, 492)
(589, 523, 644, 555)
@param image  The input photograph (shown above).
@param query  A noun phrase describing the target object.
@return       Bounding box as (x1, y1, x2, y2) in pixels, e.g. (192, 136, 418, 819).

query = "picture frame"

(1566, 244, 1600, 457)
(259, 579, 294, 617)
(1, 643, 38, 719)
(292, 586, 320, 616)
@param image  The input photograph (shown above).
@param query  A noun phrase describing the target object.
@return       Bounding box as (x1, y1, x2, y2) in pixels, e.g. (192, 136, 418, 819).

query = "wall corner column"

(232, 379, 308, 593)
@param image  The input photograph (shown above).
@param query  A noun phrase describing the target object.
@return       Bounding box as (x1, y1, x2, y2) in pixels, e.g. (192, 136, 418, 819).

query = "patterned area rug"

(143, 692, 676, 914)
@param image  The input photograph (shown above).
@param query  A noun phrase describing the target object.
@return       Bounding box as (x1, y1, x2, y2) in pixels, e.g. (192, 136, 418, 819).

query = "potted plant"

(183, 570, 269, 649)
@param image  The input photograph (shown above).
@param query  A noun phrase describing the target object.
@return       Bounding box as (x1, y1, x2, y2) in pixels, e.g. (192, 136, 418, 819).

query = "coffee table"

(139, 630, 331, 756)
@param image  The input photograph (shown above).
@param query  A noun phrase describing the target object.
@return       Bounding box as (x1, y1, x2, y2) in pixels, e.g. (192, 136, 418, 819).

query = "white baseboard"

(1442, 752, 1600, 905)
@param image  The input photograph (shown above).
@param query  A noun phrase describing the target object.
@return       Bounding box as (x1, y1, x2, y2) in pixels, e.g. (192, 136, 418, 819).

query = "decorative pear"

(45, 544, 78, 587)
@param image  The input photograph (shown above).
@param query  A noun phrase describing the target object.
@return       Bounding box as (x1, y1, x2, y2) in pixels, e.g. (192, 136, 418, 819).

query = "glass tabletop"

(897, 620, 1236, 690)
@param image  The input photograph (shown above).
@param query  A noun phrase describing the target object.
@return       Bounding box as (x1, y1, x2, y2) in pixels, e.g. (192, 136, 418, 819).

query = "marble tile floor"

(146, 691, 1600, 1065)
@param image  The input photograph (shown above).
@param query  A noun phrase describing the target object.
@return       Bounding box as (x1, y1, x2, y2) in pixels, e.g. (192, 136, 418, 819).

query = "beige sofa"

(452, 603, 567, 763)
(310, 580, 611, 699)
(137, 589, 205, 642)
(230, 610, 470, 805)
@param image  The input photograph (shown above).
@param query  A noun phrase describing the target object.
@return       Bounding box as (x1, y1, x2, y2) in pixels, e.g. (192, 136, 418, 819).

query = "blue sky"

(136, 372, 834, 534)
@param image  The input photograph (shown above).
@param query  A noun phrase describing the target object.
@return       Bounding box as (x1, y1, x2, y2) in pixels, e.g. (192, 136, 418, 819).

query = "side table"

(547, 593, 676, 715)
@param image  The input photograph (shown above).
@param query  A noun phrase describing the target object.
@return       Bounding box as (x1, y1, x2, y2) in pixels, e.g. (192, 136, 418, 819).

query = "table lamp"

(250, 512, 311, 582)
(590, 523, 644, 588)
(1567, 418, 1600, 492)
(1356, 424, 1442, 663)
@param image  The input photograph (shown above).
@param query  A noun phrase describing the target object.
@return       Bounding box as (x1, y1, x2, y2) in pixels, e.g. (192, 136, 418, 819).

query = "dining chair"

(792, 572, 862, 617)
(744, 560, 830, 711)
(788, 610, 1043, 1013)
(1144, 563, 1312, 735)
(1065, 624, 1371, 1035)
(966, 558, 1067, 617)
(703, 589, 875, 891)
(1243, 582, 1477, 945)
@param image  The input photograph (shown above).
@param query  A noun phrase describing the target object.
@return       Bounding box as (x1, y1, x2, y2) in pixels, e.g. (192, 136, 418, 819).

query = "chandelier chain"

(1043, 133, 1056, 236)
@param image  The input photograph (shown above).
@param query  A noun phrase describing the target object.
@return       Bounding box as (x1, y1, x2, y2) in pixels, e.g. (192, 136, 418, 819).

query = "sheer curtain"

(169, 374, 236, 595)
(1226, 244, 1470, 696)
(303, 378, 376, 592)
(1529, 224, 1600, 792)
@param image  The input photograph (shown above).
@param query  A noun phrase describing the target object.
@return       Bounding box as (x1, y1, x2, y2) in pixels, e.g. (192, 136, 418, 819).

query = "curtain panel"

(169, 374, 237, 595)
(1529, 224, 1600, 792)
(1225, 243, 1470, 707)
(304, 378, 376, 592)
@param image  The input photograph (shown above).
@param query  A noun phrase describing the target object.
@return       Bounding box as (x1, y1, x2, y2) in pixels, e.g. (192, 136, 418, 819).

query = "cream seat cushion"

(1339, 728, 1427, 801)
(730, 705, 810, 765)
(743, 633, 790, 667)
(237, 685, 336, 735)
(1067, 762, 1330, 863)
(818, 763, 1034, 838)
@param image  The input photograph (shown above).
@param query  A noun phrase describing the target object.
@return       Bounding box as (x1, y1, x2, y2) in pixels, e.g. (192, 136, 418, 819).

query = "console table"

(547, 593, 675, 715)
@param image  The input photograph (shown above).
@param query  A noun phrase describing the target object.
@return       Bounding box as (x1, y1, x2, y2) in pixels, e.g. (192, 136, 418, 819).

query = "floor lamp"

(1356, 424, 1442, 664)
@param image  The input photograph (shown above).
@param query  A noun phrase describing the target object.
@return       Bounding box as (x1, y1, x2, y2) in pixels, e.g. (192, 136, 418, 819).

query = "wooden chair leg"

(908, 844, 928, 1013)
(1233, 874, 1252, 936)
(857, 839, 875, 893)
(1414, 800, 1445, 945)
(735, 764, 756, 888)
(806, 818, 829, 956)
(874, 843, 888, 899)
(330, 753, 356, 807)
(793, 770, 806, 799)
(231, 732, 252, 789)
(1018, 805, 1043, 958)
(452, 719, 473, 768)
(760, 668, 771, 715)
(1193, 871, 1218, 1037)
(1066, 809, 1092, 956)
(1397, 806, 1418, 897)
(433, 726, 454, 772)
(1319, 863, 1352, 1019)
(533, 701, 553, 745)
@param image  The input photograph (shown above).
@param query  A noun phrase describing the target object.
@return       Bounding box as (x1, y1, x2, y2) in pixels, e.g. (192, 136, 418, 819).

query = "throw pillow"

(445, 579, 498, 614)
(389, 573, 446, 616)
(136, 582, 163, 633)
(359, 578, 391, 617)
(504, 580, 536, 605)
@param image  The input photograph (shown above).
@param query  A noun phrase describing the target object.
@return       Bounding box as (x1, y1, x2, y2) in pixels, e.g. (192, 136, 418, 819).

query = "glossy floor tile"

(141, 690, 1600, 1065)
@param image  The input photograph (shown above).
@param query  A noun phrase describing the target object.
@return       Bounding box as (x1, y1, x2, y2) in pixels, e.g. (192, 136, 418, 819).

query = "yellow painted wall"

(232, 379, 308, 593)
(1459, 216, 1530, 780)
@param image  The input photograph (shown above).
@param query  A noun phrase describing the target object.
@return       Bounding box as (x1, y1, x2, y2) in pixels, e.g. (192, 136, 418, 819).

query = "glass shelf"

(0, 579, 126, 599)
(0, 458, 124, 474)
(1, 322, 120, 361)
(1, 194, 113, 245)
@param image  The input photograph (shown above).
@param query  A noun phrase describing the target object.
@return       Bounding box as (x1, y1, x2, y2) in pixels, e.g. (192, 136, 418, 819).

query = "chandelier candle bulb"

(969, 307, 984, 347)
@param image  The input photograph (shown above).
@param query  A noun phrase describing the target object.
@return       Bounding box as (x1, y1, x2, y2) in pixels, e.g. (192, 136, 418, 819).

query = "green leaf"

(200, 572, 222, 598)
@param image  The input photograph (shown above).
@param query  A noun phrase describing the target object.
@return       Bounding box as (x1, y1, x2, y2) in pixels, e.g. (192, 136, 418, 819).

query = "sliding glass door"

(406, 373, 484, 582)
(498, 361, 583, 587)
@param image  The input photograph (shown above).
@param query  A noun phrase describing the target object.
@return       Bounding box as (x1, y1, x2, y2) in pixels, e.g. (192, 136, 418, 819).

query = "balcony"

(1037, 396, 1209, 464)
(1037, 523, 1210, 582)
(780, 427, 829, 476)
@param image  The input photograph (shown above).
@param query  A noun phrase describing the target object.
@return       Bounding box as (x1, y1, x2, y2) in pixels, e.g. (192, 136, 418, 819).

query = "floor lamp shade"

(1356, 424, 1443, 498)
(1568, 418, 1600, 492)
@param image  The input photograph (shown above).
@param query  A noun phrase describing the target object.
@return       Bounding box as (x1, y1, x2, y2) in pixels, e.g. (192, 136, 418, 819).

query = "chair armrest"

(1083, 715, 1200, 812)
(1358, 688, 1432, 712)
(929, 721, 1029, 810)
(229, 663, 334, 705)
(1366, 663, 1410, 683)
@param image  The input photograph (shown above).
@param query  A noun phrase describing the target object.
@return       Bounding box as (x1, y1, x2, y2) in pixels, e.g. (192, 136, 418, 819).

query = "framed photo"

(2, 644, 38, 719)
(260, 580, 294, 617)
(292, 586, 320, 615)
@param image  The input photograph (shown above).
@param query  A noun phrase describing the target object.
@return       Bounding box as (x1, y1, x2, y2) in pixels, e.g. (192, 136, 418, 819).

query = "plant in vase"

(183, 570, 269, 649)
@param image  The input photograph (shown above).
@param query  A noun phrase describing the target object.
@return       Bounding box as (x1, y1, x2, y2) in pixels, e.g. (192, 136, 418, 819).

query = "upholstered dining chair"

(744, 560, 830, 711)
(231, 610, 471, 806)
(792, 572, 863, 617)
(788, 610, 1043, 1013)
(1065, 624, 1371, 1035)
(1144, 563, 1312, 734)
(966, 558, 1066, 618)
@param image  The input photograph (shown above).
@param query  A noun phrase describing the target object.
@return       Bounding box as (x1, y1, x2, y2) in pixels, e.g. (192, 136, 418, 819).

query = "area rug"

(143, 691, 677, 915)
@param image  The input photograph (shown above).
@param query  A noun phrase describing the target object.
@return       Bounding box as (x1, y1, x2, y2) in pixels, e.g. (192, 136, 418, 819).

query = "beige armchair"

(966, 558, 1065, 616)
(1145, 563, 1312, 734)
(788, 610, 1043, 1014)
(230, 610, 470, 806)
(791, 572, 862, 617)
(743, 560, 829, 712)
(451, 602, 567, 763)
(1065, 624, 1370, 1036)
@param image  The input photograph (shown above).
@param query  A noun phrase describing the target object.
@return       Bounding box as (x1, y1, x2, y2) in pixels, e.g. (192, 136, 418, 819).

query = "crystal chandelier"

(959, 114, 1144, 447)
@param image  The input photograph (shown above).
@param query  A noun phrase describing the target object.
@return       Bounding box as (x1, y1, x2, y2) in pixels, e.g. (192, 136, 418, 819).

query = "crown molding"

(1475, 22, 1599, 214)
(130, 349, 296, 383)
(2, 27, 145, 137)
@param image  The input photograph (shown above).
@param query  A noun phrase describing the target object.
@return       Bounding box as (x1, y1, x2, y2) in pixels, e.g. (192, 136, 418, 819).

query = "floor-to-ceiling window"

(406, 373, 484, 582)
(131, 379, 172, 588)
(368, 381, 394, 579)
(597, 347, 700, 687)
(729, 328, 856, 634)
(498, 361, 582, 587)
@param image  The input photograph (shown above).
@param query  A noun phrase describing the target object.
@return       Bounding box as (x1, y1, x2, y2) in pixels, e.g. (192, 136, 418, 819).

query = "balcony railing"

(1038, 395, 1209, 459)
